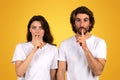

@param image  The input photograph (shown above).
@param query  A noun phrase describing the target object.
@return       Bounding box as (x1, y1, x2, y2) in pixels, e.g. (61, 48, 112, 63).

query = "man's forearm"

(57, 70, 65, 80)
(83, 47, 105, 76)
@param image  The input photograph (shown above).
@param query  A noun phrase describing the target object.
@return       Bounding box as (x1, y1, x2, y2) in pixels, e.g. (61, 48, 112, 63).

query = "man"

(57, 6, 107, 80)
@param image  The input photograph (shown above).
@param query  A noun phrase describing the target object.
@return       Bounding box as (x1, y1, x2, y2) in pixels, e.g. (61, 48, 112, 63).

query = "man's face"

(74, 13, 91, 35)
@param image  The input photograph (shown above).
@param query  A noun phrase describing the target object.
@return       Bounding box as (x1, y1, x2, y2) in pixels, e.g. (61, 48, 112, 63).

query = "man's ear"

(73, 23, 76, 27)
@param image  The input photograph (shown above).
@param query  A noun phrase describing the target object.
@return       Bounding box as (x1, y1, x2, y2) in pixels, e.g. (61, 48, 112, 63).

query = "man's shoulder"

(91, 35, 106, 45)
(59, 36, 75, 46)
(92, 35, 105, 41)
(62, 36, 75, 42)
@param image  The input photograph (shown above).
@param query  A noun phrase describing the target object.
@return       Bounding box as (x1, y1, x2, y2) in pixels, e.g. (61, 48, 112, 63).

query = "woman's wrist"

(32, 47, 38, 53)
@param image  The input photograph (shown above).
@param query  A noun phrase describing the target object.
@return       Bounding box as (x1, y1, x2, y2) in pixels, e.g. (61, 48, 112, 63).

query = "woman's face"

(29, 21, 45, 40)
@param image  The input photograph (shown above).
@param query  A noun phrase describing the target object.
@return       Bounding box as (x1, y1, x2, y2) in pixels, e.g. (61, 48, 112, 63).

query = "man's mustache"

(77, 27, 88, 35)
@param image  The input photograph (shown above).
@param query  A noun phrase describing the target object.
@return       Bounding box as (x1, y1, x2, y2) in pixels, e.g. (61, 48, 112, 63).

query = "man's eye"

(75, 19, 80, 22)
(84, 19, 89, 22)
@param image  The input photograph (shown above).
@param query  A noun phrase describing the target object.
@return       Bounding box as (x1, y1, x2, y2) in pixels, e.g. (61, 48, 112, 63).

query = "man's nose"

(80, 22, 84, 27)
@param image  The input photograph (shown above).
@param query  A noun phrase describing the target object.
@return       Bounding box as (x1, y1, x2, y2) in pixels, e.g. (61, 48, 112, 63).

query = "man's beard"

(77, 27, 88, 35)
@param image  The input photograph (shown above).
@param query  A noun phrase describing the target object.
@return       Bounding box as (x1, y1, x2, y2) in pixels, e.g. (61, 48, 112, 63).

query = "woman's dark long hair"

(70, 6, 95, 33)
(27, 15, 55, 45)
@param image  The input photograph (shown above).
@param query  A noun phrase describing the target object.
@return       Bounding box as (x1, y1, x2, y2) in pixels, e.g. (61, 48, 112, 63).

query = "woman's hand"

(34, 35, 44, 49)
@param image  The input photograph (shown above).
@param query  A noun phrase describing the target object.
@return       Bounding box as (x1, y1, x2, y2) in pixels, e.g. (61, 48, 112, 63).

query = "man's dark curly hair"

(70, 6, 95, 33)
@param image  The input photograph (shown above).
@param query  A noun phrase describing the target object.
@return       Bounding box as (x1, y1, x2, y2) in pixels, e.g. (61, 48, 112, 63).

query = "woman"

(12, 15, 58, 80)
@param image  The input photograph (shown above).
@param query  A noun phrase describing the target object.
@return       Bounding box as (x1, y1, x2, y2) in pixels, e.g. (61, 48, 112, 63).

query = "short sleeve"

(12, 43, 26, 64)
(58, 42, 67, 61)
(95, 40, 107, 60)
(50, 47, 58, 69)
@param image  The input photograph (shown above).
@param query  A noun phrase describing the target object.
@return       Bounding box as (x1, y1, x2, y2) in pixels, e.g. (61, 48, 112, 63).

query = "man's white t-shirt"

(58, 35, 107, 80)
(12, 42, 58, 80)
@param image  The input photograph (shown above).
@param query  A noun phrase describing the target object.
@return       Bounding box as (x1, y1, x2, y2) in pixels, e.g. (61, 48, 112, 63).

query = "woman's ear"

(29, 28, 31, 32)
(90, 23, 92, 26)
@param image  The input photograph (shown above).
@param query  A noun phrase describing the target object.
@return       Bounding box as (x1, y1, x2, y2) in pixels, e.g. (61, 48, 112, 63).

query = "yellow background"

(0, 0, 120, 80)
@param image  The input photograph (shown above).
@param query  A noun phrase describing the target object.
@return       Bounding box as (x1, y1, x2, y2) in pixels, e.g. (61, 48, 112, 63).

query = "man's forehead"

(75, 13, 89, 19)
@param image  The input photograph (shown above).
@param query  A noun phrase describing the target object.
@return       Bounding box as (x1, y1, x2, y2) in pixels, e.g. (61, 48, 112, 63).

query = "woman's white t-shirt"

(12, 42, 58, 80)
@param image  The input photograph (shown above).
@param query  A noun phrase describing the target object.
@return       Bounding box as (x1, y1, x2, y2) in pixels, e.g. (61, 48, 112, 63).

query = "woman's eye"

(32, 26, 36, 29)
(39, 26, 44, 30)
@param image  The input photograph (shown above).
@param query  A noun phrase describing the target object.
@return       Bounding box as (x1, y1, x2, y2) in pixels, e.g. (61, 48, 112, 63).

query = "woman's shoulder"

(46, 43, 58, 49)
(15, 42, 31, 47)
